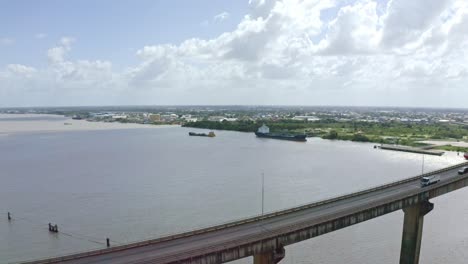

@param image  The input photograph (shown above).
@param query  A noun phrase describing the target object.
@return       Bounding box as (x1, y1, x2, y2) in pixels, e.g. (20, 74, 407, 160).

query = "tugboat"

(189, 131, 216, 137)
(255, 124, 306, 142)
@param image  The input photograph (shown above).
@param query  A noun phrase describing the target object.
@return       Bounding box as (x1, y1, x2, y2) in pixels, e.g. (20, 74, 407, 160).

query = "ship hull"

(255, 132, 307, 142)
(189, 132, 215, 137)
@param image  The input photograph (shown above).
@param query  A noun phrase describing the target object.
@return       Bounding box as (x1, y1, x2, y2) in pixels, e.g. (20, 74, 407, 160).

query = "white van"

(421, 175, 440, 187)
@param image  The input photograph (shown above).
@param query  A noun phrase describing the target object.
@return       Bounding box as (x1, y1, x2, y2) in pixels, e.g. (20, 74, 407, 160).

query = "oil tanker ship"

(254, 124, 306, 142)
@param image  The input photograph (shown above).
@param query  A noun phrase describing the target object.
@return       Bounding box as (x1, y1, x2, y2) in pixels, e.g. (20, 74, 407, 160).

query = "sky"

(1, 0, 467, 107)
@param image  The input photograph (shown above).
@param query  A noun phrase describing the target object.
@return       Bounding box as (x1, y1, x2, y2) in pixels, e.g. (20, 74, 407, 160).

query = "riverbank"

(0, 114, 177, 135)
(183, 120, 468, 150)
(378, 144, 445, 156)
(1, 125, 466, 263)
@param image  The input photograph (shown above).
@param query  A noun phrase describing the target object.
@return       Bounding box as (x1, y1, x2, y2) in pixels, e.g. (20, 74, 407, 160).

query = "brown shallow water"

(0, 116, 467, 263)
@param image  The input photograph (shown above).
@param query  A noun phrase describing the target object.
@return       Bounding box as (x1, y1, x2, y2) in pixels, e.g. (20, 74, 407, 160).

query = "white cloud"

(2, 0, 468, 107)
(35, 33, 47, 39)
(0, 36, 119, 106)
(47, 37, 75, 63)
(47, 46, 68, 63)
(60, 37, 75, 47)
(214, 12, 230, 22)
(7, 64, 37, 76)
(0, 37, 14, 46)
(320, 0, 381, 54)
(381, 0, 455, 48)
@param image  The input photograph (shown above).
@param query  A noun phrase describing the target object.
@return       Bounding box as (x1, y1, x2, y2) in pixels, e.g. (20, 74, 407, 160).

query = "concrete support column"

(253, 245, 285, 264)
(399, 200, 434, 264)
(253, 252, 274, 264)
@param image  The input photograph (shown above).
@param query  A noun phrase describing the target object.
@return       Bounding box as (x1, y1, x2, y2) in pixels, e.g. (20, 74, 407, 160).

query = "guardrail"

(140, 171, 468, 264)
(20, 161, 468, 264)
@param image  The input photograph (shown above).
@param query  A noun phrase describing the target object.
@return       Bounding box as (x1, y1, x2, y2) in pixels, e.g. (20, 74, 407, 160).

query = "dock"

(378, 144, 444, 156)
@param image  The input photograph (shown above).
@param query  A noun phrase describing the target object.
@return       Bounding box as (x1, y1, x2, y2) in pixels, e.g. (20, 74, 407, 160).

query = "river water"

(1, 119, 468, 263)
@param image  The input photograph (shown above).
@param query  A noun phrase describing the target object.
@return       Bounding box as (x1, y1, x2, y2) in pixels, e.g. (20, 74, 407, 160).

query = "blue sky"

(1, 0, 467, 107)
(0, 0, 247, 69)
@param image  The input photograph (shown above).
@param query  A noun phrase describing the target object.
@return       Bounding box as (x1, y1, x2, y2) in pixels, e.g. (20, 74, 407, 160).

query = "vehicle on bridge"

(458, 167, 468, 175)
(420, 175, 440, 187)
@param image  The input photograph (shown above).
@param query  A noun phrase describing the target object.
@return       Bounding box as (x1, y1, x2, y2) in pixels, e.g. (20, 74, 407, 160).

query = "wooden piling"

(49, 223, 58, 233)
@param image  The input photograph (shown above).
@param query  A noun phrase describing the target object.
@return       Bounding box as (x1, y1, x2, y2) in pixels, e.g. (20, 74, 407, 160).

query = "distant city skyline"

(1, 0, 467, 107)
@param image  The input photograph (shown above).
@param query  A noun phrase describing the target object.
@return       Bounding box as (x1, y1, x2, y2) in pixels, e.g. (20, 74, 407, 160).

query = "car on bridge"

(421, 175, 440, 187)
(458, 167, 468, 175)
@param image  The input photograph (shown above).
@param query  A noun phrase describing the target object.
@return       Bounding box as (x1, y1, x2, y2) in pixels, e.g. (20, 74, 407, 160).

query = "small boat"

(189, 131, 216, 137)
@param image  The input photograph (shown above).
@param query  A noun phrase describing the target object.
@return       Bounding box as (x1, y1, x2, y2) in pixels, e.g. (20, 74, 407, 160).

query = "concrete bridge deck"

(19, 162, 468, 264)
(379, 144, 445, 156)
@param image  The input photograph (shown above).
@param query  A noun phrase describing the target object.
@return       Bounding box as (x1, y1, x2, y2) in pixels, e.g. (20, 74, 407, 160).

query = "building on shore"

(149, 114, 161, 122)
(292, 116, 320, 122)
(112, 115, 127, 120)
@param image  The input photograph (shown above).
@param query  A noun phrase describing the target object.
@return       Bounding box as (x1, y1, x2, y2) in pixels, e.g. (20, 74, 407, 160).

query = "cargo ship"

(189, 131, 216, 137)
(255, 124, 306, 142)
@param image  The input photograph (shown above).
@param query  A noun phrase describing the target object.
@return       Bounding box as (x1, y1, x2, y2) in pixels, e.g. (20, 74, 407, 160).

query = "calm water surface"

(1, 125, 467, 263)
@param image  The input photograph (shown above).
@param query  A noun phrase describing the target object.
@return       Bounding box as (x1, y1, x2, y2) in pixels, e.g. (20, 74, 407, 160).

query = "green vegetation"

(183, 119, 468, 149)
(183, 120, 311, 133)
(434, 145, 468, 153)
(184, 120, 258, 132)
(323, 130, 338, 139)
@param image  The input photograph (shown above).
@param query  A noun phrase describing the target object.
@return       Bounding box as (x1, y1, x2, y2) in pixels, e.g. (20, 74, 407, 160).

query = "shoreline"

(183, 121, 468, 151)
(0, 113, 179, 135)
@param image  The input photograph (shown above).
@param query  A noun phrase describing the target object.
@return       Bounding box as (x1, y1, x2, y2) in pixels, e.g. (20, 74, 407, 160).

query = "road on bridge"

(20, 163, 468, 264)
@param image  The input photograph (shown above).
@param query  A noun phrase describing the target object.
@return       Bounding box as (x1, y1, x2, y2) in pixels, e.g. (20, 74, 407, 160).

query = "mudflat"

(0, 114, 174, 134)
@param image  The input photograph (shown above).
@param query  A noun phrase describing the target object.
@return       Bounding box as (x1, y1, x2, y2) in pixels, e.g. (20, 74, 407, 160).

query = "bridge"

(20, 162, 468, 264)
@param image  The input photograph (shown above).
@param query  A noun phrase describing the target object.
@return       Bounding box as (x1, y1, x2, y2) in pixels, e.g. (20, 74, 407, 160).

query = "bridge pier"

(253, 245, 285, 264)
(399, 200, 434, 264)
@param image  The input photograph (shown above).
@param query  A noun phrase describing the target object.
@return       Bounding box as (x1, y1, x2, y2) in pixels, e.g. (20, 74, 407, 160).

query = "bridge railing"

(127, 161, 468, 243)
(20, 161, 468, 264)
